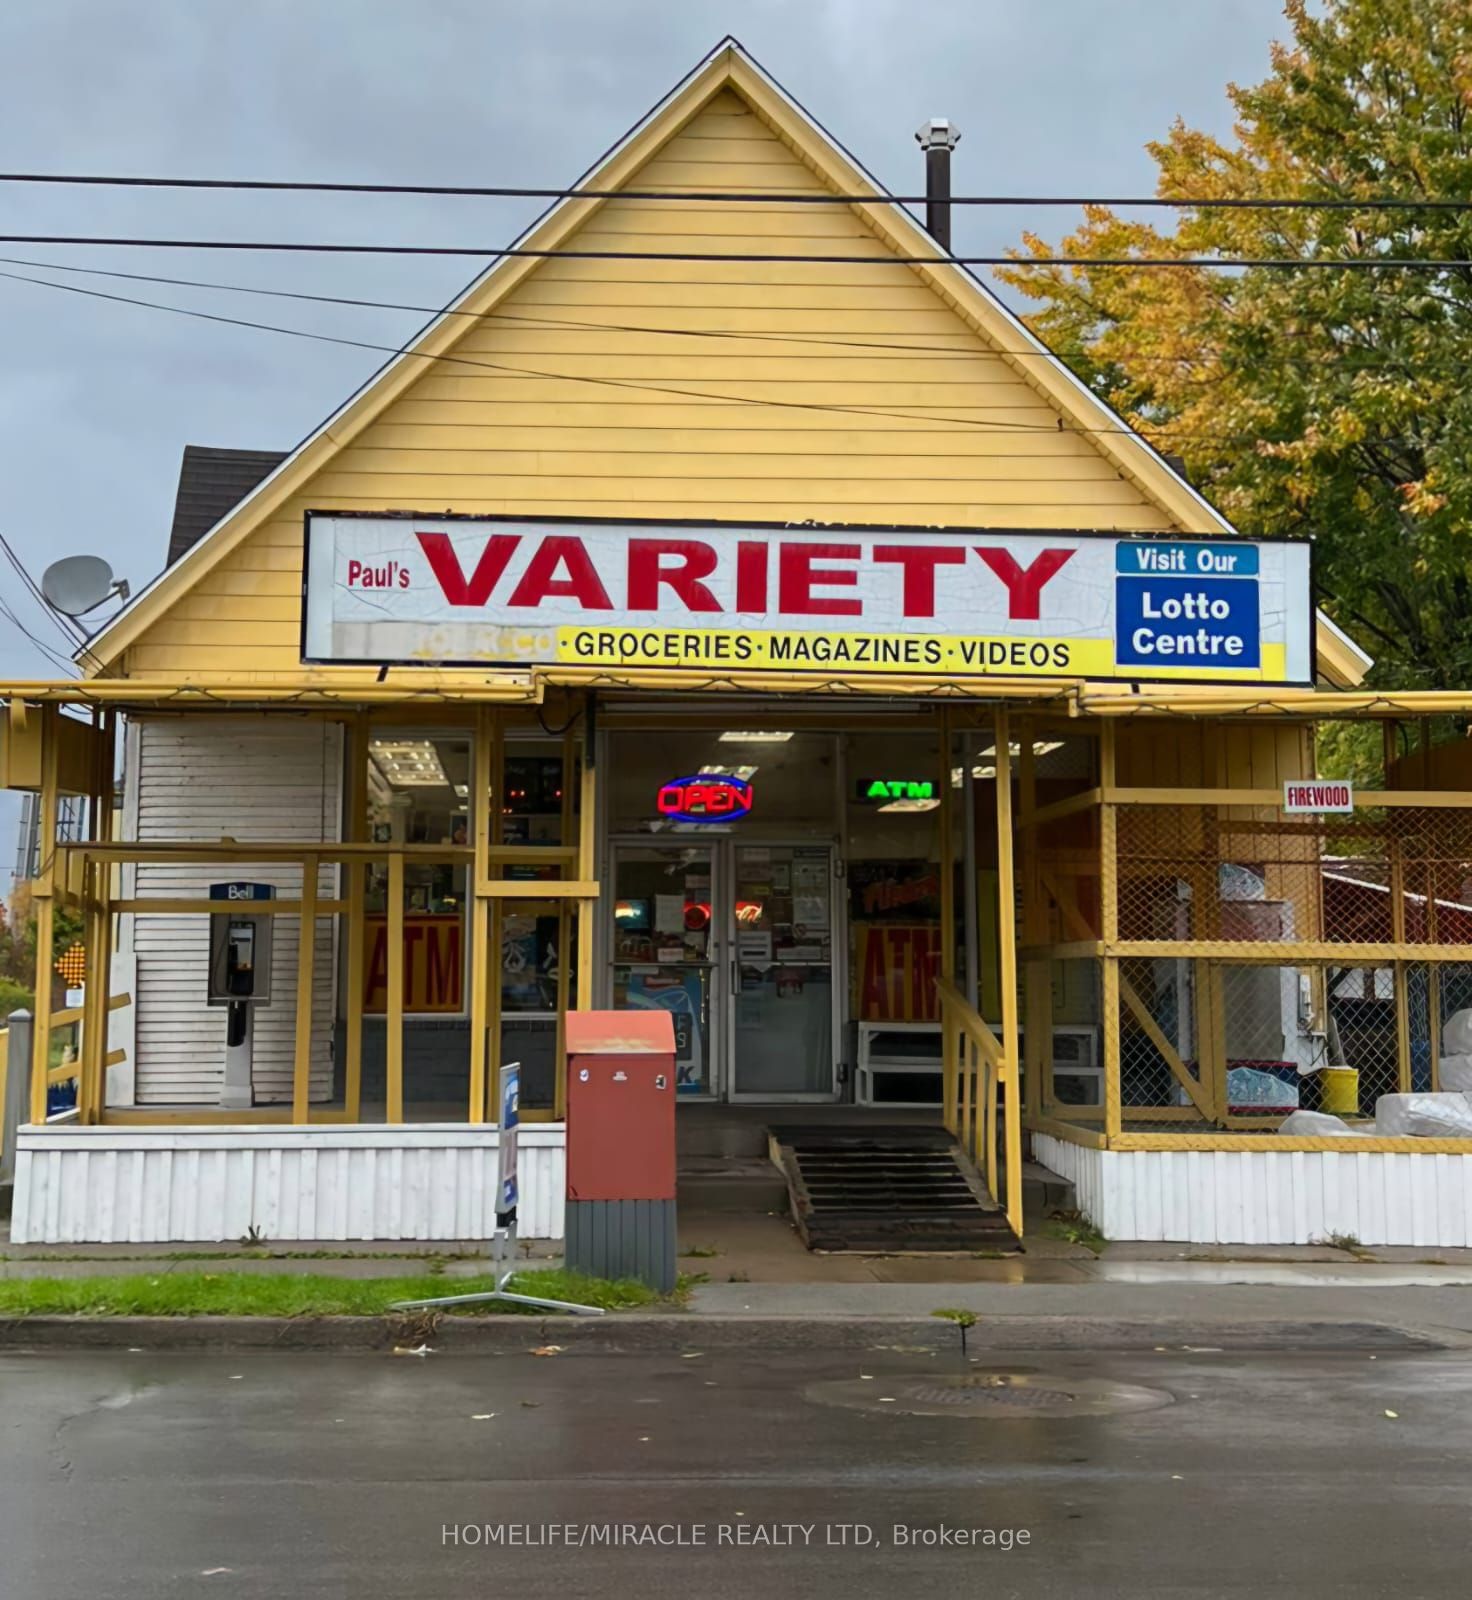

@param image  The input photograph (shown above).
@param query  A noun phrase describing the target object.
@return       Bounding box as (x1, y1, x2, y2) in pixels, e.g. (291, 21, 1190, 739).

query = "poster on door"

(623, 969, 705, 1093)
(853, 923, 941, 1021)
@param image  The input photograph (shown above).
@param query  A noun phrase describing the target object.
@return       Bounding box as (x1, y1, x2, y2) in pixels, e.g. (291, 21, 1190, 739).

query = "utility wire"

(1, 233, 1471, 269)
(0, 533, 110, 673)
(4, 171, 1472, 211)
(0, 254, 1437, 373)
(0, 263, 1282, 446)
(0, 536, 85, 649)
(0, 591, 78, 675)
(0, 537, 82, 643)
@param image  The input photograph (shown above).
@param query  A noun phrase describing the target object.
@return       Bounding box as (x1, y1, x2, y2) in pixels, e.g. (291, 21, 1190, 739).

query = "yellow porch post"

(1099, 720, 1122, 1141)
(553, 724, 576, 1122)
(386, 851, 405, 1124)
(1383, 722, 1413, 1093)
(76, 707, 112, 1123)
(1017, 724, 1051, 1123)
(343, 714, 369, 1121)
(576, 721, 597, 1012)
(291, 853, 319, 1123)
(29, 703, 61, 1126)
(938, 709, 957, 1132)
(467, 706, 493, 1123)
(993, 708, 1023, 1236)
(78, 858, 110, 1123)
(486, 714, 504, 1117)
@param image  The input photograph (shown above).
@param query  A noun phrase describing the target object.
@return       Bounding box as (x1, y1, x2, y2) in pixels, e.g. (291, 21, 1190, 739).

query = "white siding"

(10, 1124, 565, 1242)
(129, 717, 341, 1105)
(1032, 1133, 1472, 1246)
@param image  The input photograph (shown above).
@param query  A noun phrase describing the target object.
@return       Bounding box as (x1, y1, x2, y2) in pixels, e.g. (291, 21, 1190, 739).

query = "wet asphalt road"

(2, 1340, 1469, 1598)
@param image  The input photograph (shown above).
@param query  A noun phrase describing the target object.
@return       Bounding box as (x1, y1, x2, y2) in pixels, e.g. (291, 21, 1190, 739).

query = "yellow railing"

(41, 992, 130, 1101)
(937, 974, 1022, 1237)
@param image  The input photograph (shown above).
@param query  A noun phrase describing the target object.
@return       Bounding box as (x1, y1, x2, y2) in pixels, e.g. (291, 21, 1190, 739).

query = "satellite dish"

(41, 555, 128, 617)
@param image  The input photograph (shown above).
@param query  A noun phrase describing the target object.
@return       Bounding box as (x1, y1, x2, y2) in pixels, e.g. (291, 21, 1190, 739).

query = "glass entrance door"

(609, 842, 719, 1096)
(728, 844, 837, 1099)
(607, 840, 839, 1101)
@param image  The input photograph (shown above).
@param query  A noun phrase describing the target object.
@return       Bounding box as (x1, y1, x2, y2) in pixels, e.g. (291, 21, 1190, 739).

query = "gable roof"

(84, 37, 1371, 687)
(167, 446, 286, 566)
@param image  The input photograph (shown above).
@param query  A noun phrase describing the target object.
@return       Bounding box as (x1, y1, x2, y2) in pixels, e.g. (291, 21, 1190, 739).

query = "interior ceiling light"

(950, 765, 999, 785)
(717, 731, 793, 744)
(698, 763, 759, 781)
(370, 738, 448, 787)
(879, 797, 942, 813)
(978, 740, 1065, 758)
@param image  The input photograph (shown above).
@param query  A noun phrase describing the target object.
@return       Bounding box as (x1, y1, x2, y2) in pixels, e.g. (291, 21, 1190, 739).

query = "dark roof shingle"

(167, 445, 287, 566)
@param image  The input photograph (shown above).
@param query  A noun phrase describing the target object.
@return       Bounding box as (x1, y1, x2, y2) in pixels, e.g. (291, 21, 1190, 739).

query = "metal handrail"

(936, 975, 1021, 1236)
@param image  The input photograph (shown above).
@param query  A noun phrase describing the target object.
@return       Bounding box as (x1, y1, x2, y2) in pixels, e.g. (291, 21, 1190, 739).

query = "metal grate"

(1114, 804, 1472, 949)
(805, 1370, 1176, 1419)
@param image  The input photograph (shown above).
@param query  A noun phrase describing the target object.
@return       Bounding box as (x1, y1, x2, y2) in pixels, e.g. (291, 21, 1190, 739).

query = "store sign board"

(1283, 780, 1355, 814)
(656, 773, 753, 824)
(363, 913, 463, 1013)
(856, 778, 936, 803)
(303, 514, 1314, 685)
(496, 1061, 520, 1220)
(854, 924, 942, 1022)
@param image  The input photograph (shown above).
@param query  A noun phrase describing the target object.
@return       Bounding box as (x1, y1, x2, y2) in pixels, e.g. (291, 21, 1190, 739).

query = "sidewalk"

(7, 1209, 1472, 1283)
(7, 1209, 1472, 1349)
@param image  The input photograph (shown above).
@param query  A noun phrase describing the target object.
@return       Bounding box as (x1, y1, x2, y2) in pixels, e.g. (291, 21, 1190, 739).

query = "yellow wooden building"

(6, 41, 1472, 1249)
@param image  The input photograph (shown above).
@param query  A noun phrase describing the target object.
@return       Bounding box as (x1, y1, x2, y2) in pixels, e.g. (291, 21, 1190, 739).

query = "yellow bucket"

(1320, 1067, 1359, 1115)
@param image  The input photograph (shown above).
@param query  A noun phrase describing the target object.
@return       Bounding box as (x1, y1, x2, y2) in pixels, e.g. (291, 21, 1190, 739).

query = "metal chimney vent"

(915, 119, 961, 251)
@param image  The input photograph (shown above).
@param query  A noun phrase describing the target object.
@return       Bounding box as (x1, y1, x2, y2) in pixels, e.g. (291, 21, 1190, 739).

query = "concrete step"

(676, 1156, 789, 1213)
(1022, 1157, 1076, 1220)
(676, 1114, 772, 1161)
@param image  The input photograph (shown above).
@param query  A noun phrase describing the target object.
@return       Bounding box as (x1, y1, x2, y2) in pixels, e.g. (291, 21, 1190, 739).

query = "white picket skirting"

(9, 1124, 566, 1244)
(1033, 1132, 1472, 1246)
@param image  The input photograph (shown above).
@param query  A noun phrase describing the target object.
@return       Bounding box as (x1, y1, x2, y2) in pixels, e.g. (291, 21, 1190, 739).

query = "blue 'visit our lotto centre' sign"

(1114, 543, 1263, 672)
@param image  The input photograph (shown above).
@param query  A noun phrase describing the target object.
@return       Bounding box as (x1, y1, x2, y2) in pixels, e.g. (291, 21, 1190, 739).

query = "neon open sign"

(656, 774, 754, 824)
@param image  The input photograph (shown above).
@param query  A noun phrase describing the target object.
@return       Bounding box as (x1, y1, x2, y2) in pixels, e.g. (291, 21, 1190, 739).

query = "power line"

(1, 233, 1470, 269)
(4, 170, 1472, 212)
(0, 590, 77, 675)
(0, 262, 1265, 446)
(0, 535, 84, 649)
(0, 253, 1443, 374)
(0, 532, 114, 677)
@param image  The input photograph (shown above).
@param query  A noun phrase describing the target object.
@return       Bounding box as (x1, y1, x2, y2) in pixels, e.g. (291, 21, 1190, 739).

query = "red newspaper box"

(566, 1010, 676, 1201)
(564, 1011, 677, 1290)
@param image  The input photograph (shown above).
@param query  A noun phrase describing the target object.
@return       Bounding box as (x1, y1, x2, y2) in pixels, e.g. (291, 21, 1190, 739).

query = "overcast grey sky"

(0, 0, 1291, 855)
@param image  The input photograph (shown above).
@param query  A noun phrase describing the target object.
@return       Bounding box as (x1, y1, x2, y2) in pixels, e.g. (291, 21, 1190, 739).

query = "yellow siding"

(123, 88, 1178, 680)
(1117, 723, 1310, 789)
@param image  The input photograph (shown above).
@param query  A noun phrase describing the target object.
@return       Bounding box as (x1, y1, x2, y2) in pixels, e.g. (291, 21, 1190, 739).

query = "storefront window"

(364, 732, 471, 1017)
(497, 738, 578, 1110)
(610, 844, 714, 1094)
(347, 729, 580, 1116)
(846, 732, 946, 1028)
(606, 729, 837, 839)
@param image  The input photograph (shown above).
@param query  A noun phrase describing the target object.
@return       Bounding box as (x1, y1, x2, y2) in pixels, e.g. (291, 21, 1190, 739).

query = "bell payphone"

(208, 882, 275, 1109)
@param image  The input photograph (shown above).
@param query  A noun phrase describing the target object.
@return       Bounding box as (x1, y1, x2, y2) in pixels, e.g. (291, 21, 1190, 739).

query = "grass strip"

(0, 1267, 674, 1318)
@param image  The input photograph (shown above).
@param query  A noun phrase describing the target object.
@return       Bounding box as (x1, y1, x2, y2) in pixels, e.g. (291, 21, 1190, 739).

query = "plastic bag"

(1439, 1055, 1472, 1094)
(1227, 1067, 1298, 1109)
(1442, 1009, 1472, 1056)
(1374, 1092, 1472, 1138)
(1278, 1109, 1365, 1137)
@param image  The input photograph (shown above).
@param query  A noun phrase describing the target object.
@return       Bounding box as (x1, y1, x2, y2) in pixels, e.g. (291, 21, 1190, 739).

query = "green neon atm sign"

(856, 778, 936, 803)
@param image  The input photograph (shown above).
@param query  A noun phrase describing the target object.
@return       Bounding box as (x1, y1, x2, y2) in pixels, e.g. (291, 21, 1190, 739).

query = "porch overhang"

(6, 674, 1472, 720)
